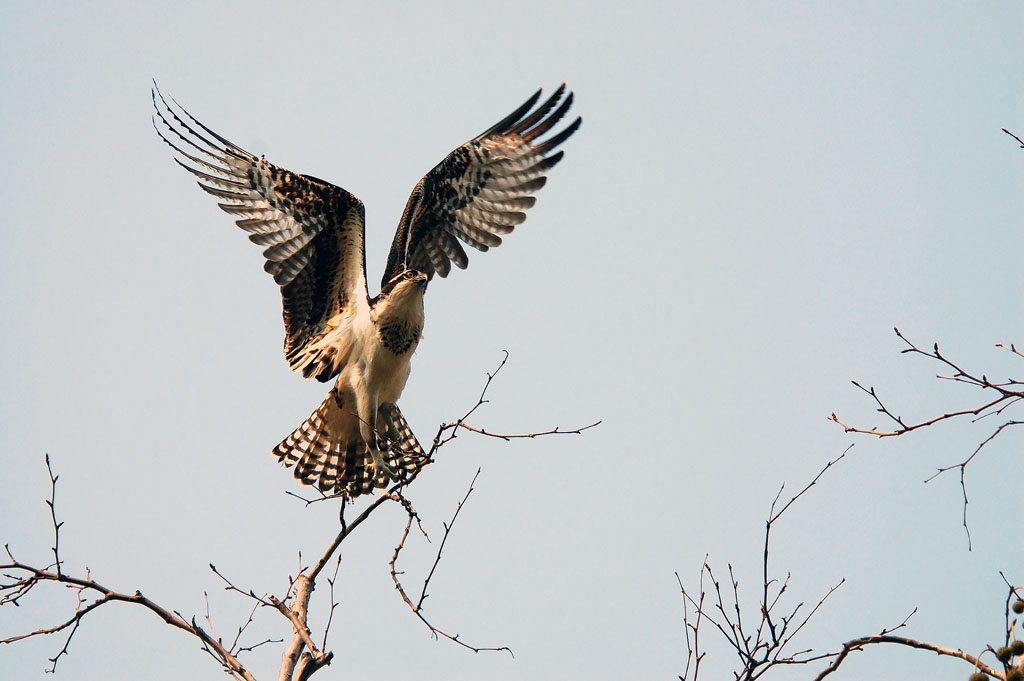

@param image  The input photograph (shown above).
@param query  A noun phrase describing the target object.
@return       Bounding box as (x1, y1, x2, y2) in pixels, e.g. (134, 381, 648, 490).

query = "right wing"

(152, 85, 368, 382)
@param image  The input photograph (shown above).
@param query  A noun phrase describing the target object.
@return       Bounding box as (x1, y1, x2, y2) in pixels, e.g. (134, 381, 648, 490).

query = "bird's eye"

(404, 270, 416, 279)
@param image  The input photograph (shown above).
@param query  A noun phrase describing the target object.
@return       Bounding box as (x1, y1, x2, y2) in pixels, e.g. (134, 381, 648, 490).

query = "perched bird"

(153, 84, 580, 497)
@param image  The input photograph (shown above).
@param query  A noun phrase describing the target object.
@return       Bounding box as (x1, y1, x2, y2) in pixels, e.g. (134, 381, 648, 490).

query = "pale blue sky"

(2, 2, 1021, 680)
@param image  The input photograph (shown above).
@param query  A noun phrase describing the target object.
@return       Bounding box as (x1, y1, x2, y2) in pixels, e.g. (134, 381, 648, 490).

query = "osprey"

(153, 85, 580, 497)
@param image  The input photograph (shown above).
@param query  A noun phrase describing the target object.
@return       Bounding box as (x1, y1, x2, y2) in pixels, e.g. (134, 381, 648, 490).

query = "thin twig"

(830, 330, 1021, 546)
(321, 555, 342, 652)
(830, 330, 1022, 438)
(1, 561, 257, 681)
(210, 563, 273, 607)
(676, 449, 852, 679)
(44, 454, 62, 577)
(229, 601, 262, 654)
(923, 420, 1022, 550)
(1, 458, 258, 681)
(452, 421, 602, 441)
(677, 566, 707, 681)
(430, 351, 601, 451)
(418, 469, 480, 610)
(389, 473, 513, 656)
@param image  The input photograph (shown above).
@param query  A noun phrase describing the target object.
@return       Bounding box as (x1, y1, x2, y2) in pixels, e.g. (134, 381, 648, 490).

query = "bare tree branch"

(389, 470, 513, 656)
(321, 555, 342, 652)
(830, 329, 1022, 438)
(1, 558, 258, 680)
(430, 350, 601, 449)
(677, 565, 707, 681)
(44, 454, 62, 578)
(4, 355, 597, 678)
(830, 329, 1021, 546)
(814, 633, 1004, 680)
(452, 421, 602, 440)
(922, 420, 1023, 550)
(677, 446, 1023, 681)
(272, 573, 332, 681)
(677, 448, 852, 680)
(2, 461, 258, 679)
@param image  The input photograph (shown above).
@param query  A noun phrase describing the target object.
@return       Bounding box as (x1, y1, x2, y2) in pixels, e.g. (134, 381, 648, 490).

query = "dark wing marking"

(382, 85, 581, 287)
(152, 85, 369, 382)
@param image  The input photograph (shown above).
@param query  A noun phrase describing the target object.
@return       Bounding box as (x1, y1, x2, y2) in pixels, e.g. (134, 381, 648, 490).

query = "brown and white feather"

(382, 84, 581, 286)
(274, 390, 427, 497)
(153, 87, 368, 383)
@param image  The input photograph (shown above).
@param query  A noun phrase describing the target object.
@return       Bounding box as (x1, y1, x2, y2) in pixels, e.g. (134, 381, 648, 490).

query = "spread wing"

(381, 85, 581, 287)
(152, 86, 368, 382)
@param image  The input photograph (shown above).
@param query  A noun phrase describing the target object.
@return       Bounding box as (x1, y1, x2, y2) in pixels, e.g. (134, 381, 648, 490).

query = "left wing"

(152, 86, 369, 382)
(381, 85, 581, 287)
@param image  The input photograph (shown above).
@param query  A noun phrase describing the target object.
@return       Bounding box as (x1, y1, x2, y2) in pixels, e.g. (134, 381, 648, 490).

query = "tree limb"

(814, 634, 1004, 680)
(389, 471, 513, 656)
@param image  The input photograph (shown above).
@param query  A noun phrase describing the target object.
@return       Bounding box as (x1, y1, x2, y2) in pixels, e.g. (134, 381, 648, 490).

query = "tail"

(272, 390, 428, 497)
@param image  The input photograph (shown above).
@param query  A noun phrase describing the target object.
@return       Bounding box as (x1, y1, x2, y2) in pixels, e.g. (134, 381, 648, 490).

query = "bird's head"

(378, 268, 429, 305)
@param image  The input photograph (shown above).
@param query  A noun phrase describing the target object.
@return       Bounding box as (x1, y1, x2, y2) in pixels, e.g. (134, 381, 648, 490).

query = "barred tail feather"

(379, 402, 428, 478)
(272, 391, 428, 497)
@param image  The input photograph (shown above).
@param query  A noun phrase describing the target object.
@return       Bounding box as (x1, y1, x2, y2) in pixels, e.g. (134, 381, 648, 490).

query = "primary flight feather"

(153, 84, 580, 497)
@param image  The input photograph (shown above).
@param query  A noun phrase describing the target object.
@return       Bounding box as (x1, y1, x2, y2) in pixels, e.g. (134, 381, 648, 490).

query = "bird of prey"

(153, 84, 580, 497)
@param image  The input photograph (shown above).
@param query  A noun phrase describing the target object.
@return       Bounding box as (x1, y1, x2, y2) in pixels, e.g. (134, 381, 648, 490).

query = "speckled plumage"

(377, 319, 422, 356)
(153, 84, 580, 497)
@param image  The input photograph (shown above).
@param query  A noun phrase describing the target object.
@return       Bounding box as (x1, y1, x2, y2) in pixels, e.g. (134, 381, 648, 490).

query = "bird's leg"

(356, 391, 400, 482)
(370, 436, 400, 481)
(379, 406, 401, 442)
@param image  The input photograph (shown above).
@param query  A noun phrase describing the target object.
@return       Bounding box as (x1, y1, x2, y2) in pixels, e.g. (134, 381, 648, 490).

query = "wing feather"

(248, 226, 298, 246)
(476, 177, 547, 201)
(153, 85, 368, 382)
(470, 207, 527, 226)
(520, 91, 574, 141)
(475, 196, 536, 212)
(198, 185, 254, 202)
(217, 204, 279, 218)
(451, 219, 501, 249)
(381, 86, 580, 286)
(458, 210, 515, 236)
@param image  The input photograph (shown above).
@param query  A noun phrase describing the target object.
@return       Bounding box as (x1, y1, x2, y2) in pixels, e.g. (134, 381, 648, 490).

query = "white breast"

(339, 310, 416, 406)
